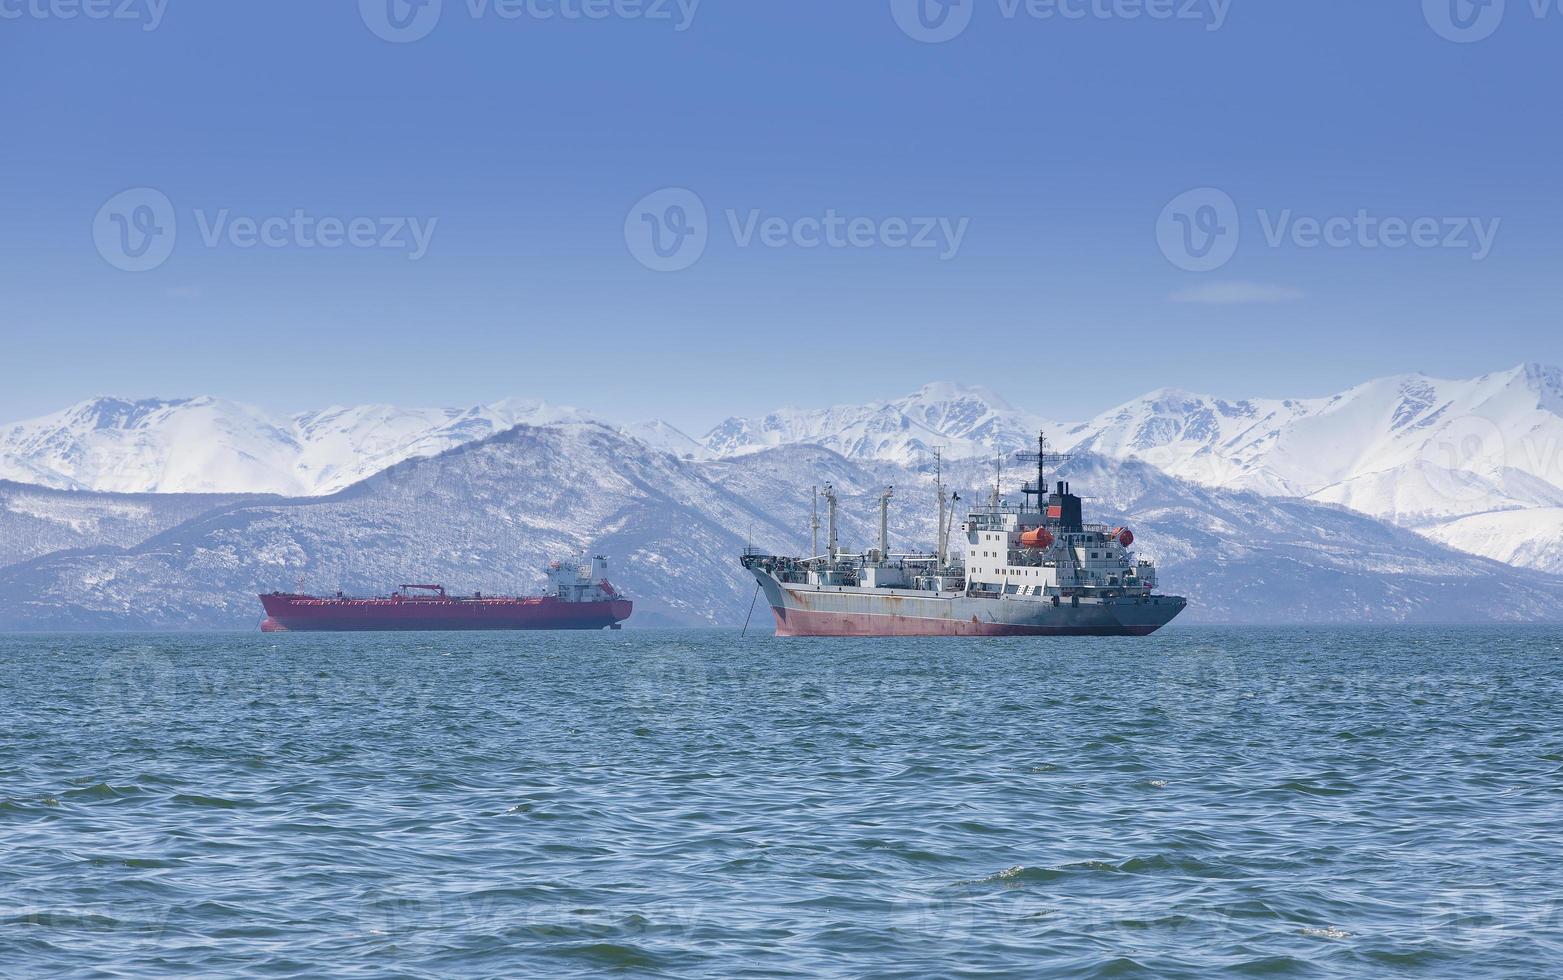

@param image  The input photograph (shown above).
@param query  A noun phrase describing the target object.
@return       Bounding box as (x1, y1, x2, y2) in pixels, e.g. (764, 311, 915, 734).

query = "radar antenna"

(1015, 432, 1072, 509)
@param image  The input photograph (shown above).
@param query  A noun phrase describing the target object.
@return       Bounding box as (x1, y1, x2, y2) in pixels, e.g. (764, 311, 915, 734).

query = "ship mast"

(941, 491, 957, 567)
(1015, 432, 1072, 512)
(878, 486, 894, 559)
(933, 448, 946, 567)
(810, 486, 820, 559)
(1035, 432, 1046, 500)
(824, 484, 839, 563)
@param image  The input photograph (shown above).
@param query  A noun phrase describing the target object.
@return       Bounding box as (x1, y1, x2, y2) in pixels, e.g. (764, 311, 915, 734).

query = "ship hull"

(750, 571, 1183, 638)
(259, 594, 632, 632)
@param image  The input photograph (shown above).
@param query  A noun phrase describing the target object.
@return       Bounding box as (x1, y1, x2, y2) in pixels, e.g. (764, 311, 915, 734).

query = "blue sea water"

(2, 627, 1562, 978)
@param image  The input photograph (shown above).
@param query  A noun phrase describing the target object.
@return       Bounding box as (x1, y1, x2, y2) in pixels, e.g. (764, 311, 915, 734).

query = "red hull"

(259, 593, 632, 632)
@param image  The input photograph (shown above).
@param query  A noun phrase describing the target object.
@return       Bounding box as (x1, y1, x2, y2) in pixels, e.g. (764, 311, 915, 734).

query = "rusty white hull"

(749, 569, 1186, 637)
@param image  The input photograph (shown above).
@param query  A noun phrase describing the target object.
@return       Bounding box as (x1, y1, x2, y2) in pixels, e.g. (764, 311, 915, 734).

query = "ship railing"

(967, 511, 1026, 529)
(966, 515, 1127, 536)
(968, 505, 1036, 519)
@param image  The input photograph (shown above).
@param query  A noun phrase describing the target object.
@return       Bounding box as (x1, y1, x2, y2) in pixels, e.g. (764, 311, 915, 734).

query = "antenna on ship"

(1016, 431, 1072, 512)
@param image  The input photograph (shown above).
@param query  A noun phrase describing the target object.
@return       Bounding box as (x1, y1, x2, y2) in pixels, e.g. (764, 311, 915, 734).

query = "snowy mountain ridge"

(708, 364, 1563, 574)
(0, 395, 602, 496)
(4, 364, 1563, 573)
(5, 422, 1561, 630)
(701, 382, 1053, 464)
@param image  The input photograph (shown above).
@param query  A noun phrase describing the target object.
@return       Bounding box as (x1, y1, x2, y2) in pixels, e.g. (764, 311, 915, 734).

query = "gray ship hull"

(749, 570, 1186, 637)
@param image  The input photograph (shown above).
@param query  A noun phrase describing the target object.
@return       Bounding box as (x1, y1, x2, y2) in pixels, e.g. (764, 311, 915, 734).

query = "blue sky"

(1, 0, 1558, 431)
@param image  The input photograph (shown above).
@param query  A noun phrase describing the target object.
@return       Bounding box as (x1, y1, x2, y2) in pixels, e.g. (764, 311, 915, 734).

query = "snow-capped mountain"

(0, 424, 797, 629)
(706, 365, 1563, 574)
(0, 397, 303, 496)
(0, 395, 602, 496)
(1419, 508, 1563, 576)
(702, 383, 1055, 464)
(1058, 364, 1563, 571)
(707, 366, 1563, 518)
(616, 419, 710, 460)
(3, 424, 1560, 630)
(288, 397, 597, 493)
(1067, 364, 1563, 524)
(6, 364, 1563, 575)
(1061, 387, 1323, 497)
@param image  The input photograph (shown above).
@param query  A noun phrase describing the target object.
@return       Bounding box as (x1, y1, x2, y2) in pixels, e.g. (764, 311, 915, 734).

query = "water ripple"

(3, 626, 1562, 976)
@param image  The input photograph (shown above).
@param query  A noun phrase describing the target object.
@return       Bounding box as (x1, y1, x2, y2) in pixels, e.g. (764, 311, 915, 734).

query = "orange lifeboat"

(1019, 527, 1055, 550)
(1112, 527, 1134, 548)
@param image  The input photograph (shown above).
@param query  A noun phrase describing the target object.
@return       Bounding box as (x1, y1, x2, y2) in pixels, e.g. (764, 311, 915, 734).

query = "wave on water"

(4, 627, 1563, 977)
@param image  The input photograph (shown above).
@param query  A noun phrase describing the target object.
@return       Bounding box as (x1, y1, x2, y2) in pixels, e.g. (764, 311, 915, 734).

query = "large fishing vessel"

(259, 556, 631, 632)
(740, 436, 1186, 637)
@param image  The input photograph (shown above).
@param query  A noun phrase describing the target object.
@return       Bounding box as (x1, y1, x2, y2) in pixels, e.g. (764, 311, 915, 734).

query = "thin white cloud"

(1169, 281, 1305, 305)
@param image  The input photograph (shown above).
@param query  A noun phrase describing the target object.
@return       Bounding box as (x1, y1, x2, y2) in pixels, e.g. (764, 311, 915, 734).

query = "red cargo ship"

(259, 557, 632, 632)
